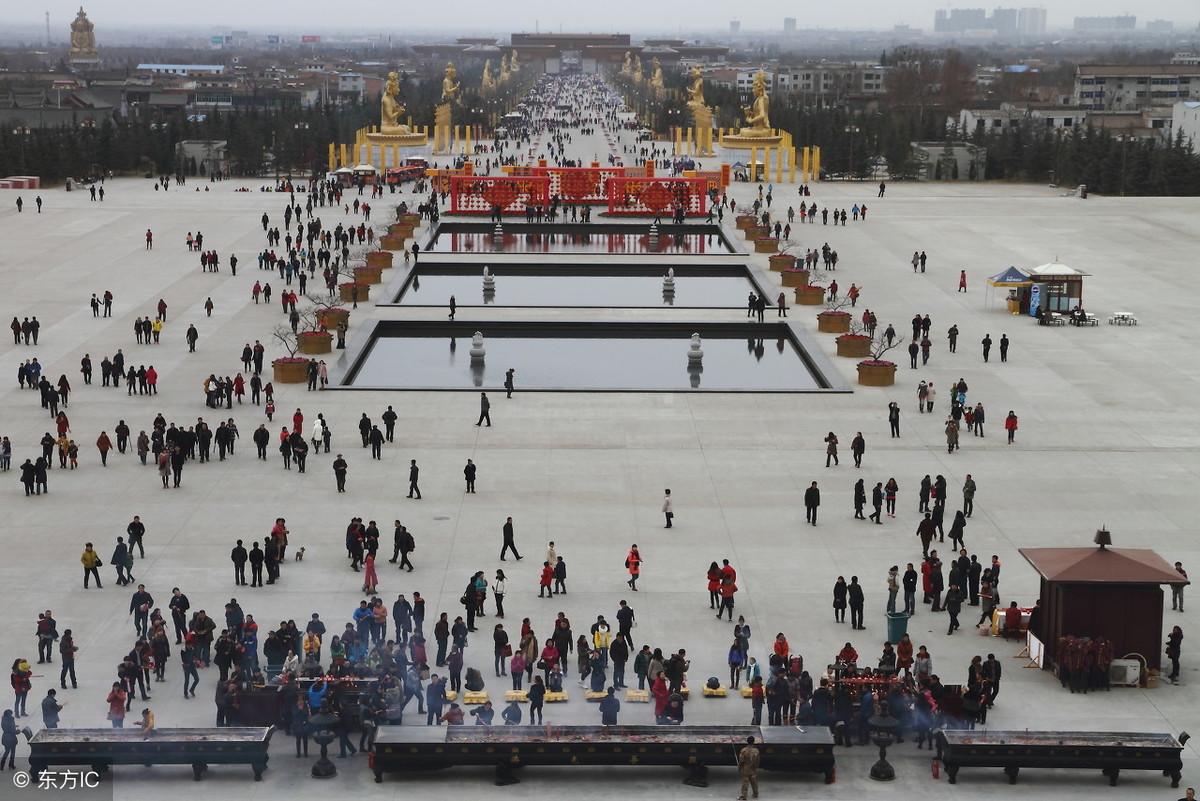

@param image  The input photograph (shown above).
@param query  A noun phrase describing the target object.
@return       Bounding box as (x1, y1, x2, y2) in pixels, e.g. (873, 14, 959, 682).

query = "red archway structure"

(606, 176, 707, 217)
(449, 176, 552, 215)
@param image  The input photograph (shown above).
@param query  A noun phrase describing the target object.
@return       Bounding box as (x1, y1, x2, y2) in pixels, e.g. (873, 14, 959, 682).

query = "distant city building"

(729, 20, 741, 34)
(783, 18, 797, 33)
(1145, 20, 1174, 34)
(775, 63, 888, 104)
(1073, 16, 1136, 32)
(1074, 64, 1200, 111)
(933, 7, 1045, 38)
(135, 64, 226, 76)
(1173, 101, 1200, 146)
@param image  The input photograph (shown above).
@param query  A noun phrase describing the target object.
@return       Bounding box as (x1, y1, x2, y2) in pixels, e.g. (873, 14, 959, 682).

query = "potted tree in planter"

(816, 293, 854, 334)
(271, 322, 316, 383)
(836, 319, 874, 358)
(769, 238, 800, 272)
(365, 250, 393, 268)
(856, 333, 902, 387)
(793, 269, 826, 304)
(753, 235, 779, 254)
(734, 214, 756, 230)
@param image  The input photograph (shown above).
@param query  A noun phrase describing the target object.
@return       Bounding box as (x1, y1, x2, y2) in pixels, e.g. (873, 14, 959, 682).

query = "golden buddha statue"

(740, 69, 772, 137)
(621, 51, 632, 75)
(686, 65, 705, 107)
(380, 71, 410, 135)
(510, 50, 520, 72)
(441, 62, 461, 104)
(649, 57, 665, 91)
(70, 7, 98, 59)
(633, 55, 644, 84)
(482, 60, 495, 91)
(500, 53, 510, 82)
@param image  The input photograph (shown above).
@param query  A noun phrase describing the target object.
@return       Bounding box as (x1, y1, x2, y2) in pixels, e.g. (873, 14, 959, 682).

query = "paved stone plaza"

(0, 170, 1198, 799)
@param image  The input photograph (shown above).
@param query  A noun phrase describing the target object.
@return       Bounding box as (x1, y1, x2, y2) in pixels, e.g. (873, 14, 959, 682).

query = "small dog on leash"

(294, 547, 306, 562)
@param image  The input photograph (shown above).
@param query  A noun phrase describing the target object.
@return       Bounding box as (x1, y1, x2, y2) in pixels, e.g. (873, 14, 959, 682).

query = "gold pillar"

(327, 143, 335, 171)
(776, 142, 783, 184)
(813, 147, 821, 181)
(339, 143, 348, 168)
(789, 147, 795, 183)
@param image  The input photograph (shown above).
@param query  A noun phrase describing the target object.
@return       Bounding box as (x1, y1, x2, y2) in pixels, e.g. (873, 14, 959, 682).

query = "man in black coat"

(248, 542, 265, 587)
(169, 588, 191, 644)
(333, 455, 348, 492)
(230, 539, 248, 586)
(382, 406, 398, 442)
(391, 522, 415, 571)
(804, 482, 820, 526)
(475, 392, 491, 427)
(847, 576, 866, 630)
(869, 482, 884, 524)
(253, 424, 270, 460)
(129, 584, 153, 637)
(368, 425, 385, 459)
(358, 414, 372, 447)
(264, 539, 280, 584)
(902, 563, 918, 614)
(500, 517, 522, 561)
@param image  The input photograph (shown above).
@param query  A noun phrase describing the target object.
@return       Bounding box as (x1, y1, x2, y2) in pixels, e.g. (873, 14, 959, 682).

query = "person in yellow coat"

(151, 318, 163, 344)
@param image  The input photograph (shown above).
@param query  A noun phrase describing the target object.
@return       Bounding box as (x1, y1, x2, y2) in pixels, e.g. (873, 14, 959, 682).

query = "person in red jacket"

(707, 562, 722, 609)
(921, 557, 935, 605)
(292, 409, 304, 436)
(539, 563, 554, 598)
(1004, 411, 1019, 444)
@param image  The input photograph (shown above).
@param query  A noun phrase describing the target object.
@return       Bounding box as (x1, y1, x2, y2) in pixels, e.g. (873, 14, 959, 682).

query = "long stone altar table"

(371, 724, 834, 786)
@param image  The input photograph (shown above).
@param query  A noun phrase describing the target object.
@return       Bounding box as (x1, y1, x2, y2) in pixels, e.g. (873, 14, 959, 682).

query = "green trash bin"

(885, 612, 911, 643)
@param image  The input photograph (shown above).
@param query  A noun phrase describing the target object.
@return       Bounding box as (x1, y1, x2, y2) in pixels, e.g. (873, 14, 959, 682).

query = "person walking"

(81, 543, 103, 589)
(958, 270, 967, 292)
(475, 393, 492, 427)
(500, 517, 522, 561)
(804, 481, 820, 526)
(58, 630, 78, 689)
(999, 334, 1009, 362)
(407, 459, 421, 499)
(824, 432, 839, 467)
(662, 489, 673, 528)
(185, 325, 199, 353)
(851, 432, 864, 468)
(736, 735, 761, 801)
(1004, 411, 1019, 443)
(464, 459, 476, 493)
(981, 334, 992, 363)
(504, 369, 515, 399)
(869, 482, 884, 524)
(333, 454, 348, 492)
(888, 402, 900, 438)
(626, 546, 642, 591)
(847, 576, 865, 630)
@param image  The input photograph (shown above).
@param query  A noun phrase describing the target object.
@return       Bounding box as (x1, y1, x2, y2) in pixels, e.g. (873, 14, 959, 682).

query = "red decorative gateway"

(529, 166, 629, 204)
(606, 177, 708, 217)
(449, 176, 552, 215)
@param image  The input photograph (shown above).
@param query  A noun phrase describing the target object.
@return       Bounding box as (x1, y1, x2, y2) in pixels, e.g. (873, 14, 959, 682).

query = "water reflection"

(353, 335, 821, 391)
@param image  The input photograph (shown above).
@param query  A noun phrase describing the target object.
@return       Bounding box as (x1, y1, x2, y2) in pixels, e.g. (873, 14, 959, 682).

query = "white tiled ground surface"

(0, 171, 1198, 800)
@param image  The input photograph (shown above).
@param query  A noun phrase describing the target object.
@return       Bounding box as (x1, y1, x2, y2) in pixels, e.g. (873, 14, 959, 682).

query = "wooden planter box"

(836, 335, 873, 358)
(272, 359, 309, 384)
(316, 309, 350, 330)
(754, 237, 779, 253)
(296, 331, 333, 354)
(379, 234, 407, 251)
(354, 266, 383, 285)
(400, 213, 422, 227)
(340, 283, 371, 303)
(388, 223, 416, 238)
(781, 269, 810, 287)
(745, 225, 770, 241)
(817, 312, 852, 333)
(735, 215, 756, 230)
(795, 285, 826, 305)
(769, 254, 796, 272)
(857, 361, 898, 387)
(365, 251, 393, 268)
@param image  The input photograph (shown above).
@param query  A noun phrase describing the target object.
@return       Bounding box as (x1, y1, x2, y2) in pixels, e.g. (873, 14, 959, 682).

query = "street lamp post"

(1118, 133, 1130, 197)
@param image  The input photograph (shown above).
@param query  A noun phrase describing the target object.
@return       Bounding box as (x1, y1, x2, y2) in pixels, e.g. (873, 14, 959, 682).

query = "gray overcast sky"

(8, 2, 1195, 33)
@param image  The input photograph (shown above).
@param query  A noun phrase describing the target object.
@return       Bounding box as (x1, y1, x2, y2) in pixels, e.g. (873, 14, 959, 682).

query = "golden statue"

(740, 69, 772, 136)
(686, 65, 705, 106)
(69, 6, 98, 59)
(500, 53, 510, 82)
(482, 60, 495, 92)
(633, 55, 644, 85)
(379, 71, 410, 135)
(441, 62, 461, 104)
(510, 50, 520, 72)
(649, 57, 665, 92)
(621, 51, 632, 75)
